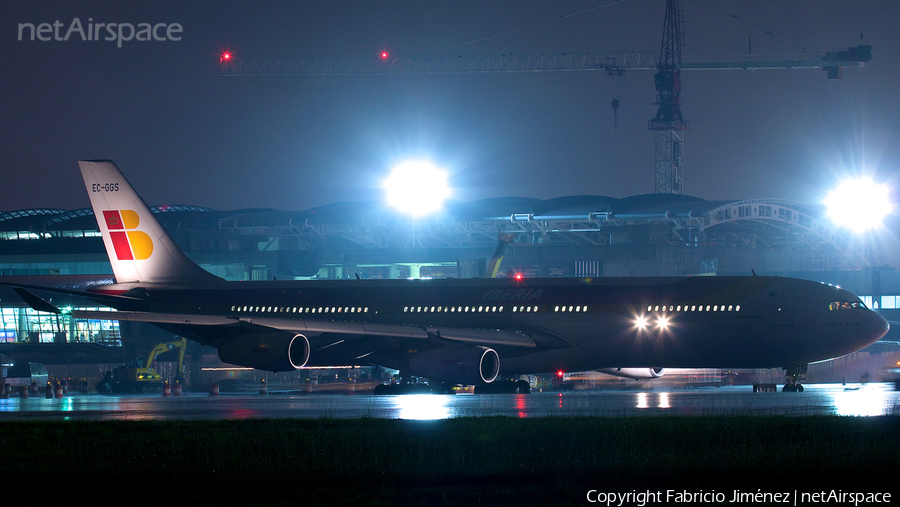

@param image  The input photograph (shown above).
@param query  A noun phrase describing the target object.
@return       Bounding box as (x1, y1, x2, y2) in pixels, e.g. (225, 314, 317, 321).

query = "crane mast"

(649, 0, 688, 194)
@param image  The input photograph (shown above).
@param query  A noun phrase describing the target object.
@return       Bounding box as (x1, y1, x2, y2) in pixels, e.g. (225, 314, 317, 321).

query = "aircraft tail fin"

(79, 160, 222, 284)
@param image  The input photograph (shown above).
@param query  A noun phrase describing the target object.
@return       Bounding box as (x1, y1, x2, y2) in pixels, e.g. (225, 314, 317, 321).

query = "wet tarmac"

(1, 382, 898, 421)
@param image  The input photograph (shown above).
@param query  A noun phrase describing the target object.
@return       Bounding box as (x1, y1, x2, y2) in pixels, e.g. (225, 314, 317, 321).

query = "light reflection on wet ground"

(0, 383, 897, 421)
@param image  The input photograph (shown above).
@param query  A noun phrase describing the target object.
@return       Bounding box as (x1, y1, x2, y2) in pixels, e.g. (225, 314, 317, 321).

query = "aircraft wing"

(69, 310, 537, 349)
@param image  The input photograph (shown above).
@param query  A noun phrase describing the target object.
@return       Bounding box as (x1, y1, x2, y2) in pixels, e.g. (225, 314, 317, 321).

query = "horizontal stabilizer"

(13, 288, 61, 314)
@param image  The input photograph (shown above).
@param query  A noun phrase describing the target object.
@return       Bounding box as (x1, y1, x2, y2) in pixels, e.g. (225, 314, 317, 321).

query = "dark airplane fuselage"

(89, 275, 888, 374)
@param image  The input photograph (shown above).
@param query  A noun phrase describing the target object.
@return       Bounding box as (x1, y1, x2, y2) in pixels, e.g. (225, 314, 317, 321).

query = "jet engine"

(597, 367, 665, 379)
(408, 346, 500, 385)
(218, 332, 310, 372)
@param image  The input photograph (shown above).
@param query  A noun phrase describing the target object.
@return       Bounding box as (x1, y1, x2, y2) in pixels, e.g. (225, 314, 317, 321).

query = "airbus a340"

(9, 161, 889, 393)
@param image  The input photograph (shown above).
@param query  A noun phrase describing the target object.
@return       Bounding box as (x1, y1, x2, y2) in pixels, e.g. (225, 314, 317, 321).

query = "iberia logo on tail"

(103, 210, 153, 260)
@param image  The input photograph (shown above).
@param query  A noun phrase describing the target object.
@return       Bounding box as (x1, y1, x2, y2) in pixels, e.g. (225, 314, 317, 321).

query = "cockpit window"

(828, 301, 866, 311)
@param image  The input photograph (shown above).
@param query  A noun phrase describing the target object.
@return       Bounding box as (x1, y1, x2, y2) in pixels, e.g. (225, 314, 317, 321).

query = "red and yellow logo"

(103, 210, 153, 260)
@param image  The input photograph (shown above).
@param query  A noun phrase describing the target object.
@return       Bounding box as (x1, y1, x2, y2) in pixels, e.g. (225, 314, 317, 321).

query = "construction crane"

(220, 1, 871, 194)
(649, 0, 688, 194)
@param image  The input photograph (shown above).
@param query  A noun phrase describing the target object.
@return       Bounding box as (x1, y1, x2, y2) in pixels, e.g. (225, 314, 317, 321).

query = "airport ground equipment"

(96, 337, 186, 394)
(485, 233, 515, 278)
(4, 363, 49, 387)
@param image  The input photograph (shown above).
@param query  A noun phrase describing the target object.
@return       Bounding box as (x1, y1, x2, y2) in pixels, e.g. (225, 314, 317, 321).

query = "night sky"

(3, 1, 899, 218)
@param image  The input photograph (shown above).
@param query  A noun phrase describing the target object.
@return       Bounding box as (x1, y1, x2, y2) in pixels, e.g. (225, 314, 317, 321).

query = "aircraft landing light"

(634, 316, 649, 330)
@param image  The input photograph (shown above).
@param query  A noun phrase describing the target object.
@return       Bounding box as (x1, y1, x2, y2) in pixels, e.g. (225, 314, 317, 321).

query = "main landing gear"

(372, 368, 457, 395)
(782, 364, 808, 392)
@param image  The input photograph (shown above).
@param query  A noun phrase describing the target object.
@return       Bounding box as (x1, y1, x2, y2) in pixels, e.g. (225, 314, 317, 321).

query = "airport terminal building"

(1, 193, 897, 388)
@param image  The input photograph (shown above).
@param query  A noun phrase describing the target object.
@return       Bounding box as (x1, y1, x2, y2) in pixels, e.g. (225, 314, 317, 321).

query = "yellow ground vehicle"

(485, 233, 515, 278)
(97, 338, 186, 394)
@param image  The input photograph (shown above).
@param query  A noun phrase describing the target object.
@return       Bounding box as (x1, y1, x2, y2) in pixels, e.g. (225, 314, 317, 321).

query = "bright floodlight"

(825, 178, 895, 232)
(383, 161, 451, 216)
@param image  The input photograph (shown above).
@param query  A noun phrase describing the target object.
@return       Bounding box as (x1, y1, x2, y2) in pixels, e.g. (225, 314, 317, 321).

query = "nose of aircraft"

(865, 310, 890, 345)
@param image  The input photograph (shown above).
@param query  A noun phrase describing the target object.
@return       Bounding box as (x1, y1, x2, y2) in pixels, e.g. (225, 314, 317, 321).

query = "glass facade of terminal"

(0, 307, 119, 345)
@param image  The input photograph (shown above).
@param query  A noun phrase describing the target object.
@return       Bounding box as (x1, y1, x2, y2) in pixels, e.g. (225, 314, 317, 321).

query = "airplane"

(7, 160, 890, 393)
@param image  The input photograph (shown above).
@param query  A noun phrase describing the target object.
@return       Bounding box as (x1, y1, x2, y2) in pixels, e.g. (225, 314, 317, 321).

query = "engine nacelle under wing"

(218, 332, 310, 372)
(408, 346, 500, 385)
(597, 368, 665, 379)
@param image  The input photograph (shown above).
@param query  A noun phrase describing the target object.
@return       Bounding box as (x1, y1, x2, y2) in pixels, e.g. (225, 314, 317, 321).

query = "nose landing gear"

(782, 364, 808, 392)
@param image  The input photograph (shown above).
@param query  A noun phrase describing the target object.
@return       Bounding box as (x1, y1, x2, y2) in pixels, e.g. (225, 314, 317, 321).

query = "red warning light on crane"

(220, 51, 233, 63)
(380, 51, 389, 60)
